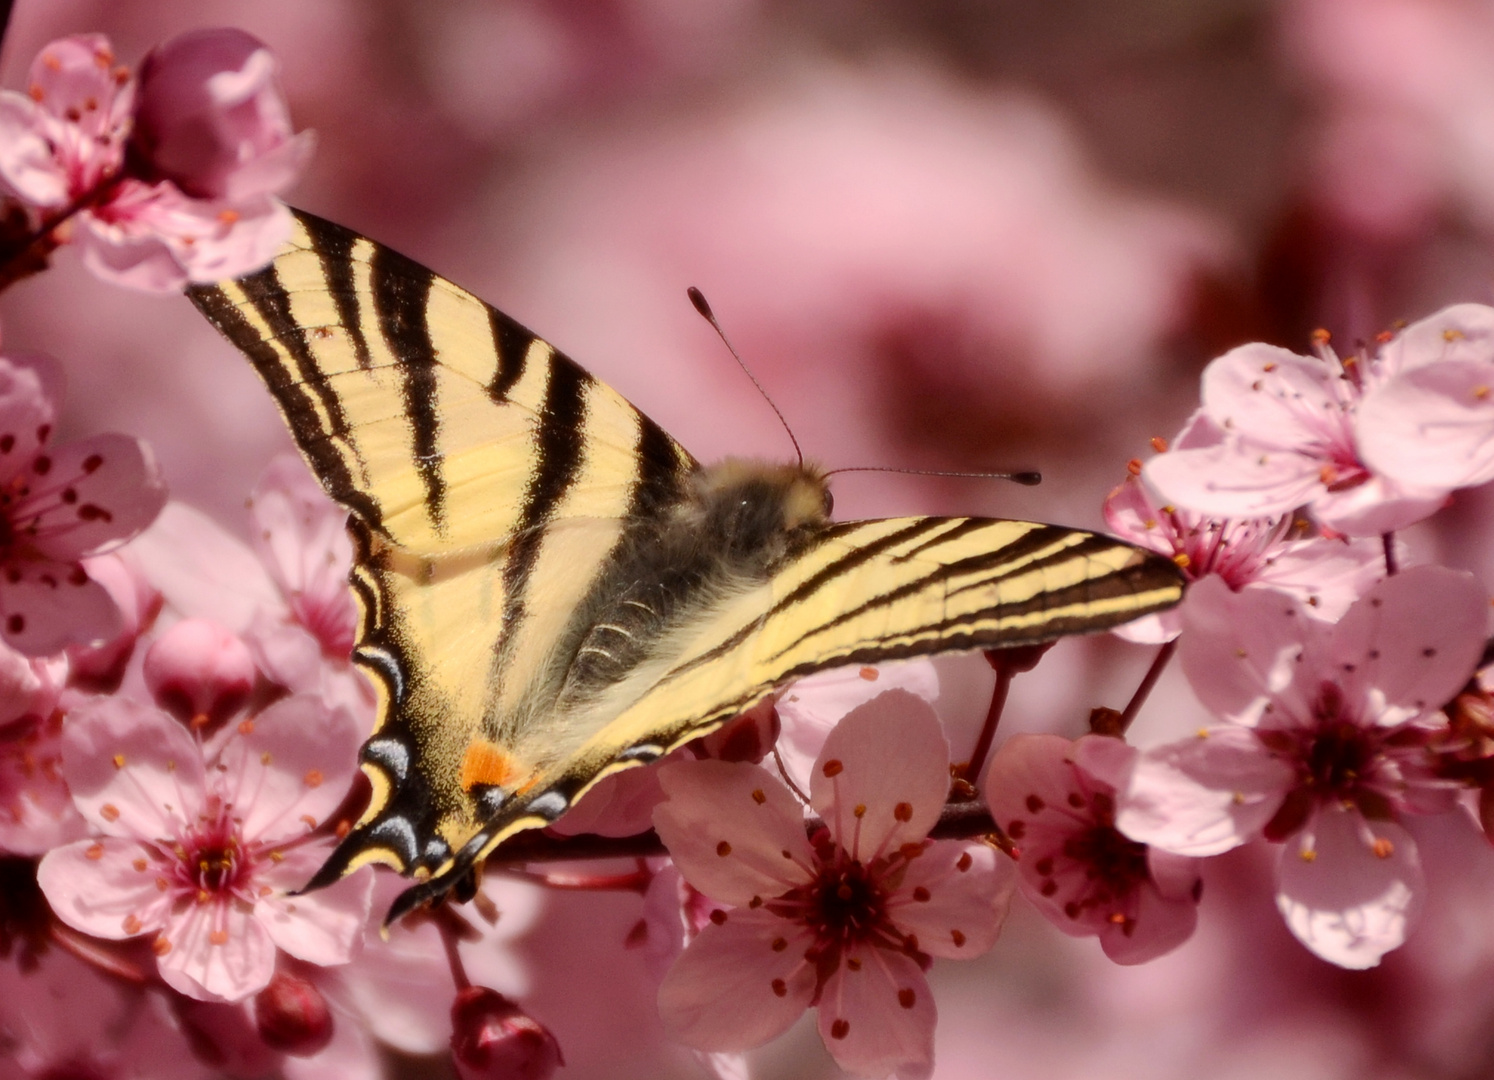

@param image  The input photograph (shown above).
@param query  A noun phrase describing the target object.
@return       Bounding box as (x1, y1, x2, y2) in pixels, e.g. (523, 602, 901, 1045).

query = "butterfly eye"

(822, 489, 834, 518)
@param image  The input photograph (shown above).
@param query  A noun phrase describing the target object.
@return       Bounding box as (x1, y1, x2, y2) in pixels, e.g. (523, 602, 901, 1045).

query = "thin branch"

(1113, 639, 1177, 736)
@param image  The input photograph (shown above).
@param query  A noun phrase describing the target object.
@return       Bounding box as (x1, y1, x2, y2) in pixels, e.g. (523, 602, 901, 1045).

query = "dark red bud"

(255, 971, 333, 1056)
(451, 987, 562, 1080)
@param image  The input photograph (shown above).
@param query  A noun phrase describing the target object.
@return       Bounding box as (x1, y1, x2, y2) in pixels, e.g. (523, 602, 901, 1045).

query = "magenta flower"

(1117, 567, 1487, 968)
(984, 733, 1202, 964)
(1143, 329, 1451, 535)
(653, 689, 1014, 1079)
(1104, 417, 1383, 643)
(36, 692, 372, 1001)
(1356, 303, 1494, 492)
(0, 351, 165, 656)
(132, 29, 314, 203)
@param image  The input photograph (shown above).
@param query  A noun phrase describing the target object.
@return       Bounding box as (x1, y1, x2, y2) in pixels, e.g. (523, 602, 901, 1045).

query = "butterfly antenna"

(688, 286, 804, 467)
(824, 466, 1043, 486)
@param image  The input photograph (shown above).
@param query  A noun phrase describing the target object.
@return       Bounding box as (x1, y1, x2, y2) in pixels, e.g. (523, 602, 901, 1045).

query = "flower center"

(804, 858, 887, 946)
(1061, 824, 1151, 901)
(174, 807, 250, 899)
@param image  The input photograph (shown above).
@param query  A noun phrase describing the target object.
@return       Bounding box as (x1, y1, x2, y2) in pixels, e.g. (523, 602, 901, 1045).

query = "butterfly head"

(689, 458, 833, 561)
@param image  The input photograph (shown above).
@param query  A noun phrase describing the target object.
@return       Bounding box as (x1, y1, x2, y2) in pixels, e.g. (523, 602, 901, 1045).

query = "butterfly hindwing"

(189, 211, 1186, 919)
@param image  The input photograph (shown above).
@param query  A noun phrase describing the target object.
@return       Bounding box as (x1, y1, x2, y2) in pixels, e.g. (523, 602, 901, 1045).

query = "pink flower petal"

(809, 689, 950, 860)
(1144, 438, 1323, 522)
(775, 659, 940, 783)
(887, 841, 1013, 959)
(655, 760, 815, 905)
(0, 93, 68, 205)
(0, 352, 59, 479)
(1376, 302, 1494, 374)
(25, 433, 167, 561)
(129, 502, 285, 633)
(217, 694, 362, 844)
(817, 948, 935, 1080)
(158, 896, 278, 1001)
(255, 845, 371, 966)
(1117, 726, 1294, 856)
(1359, 358, 1494, 490)
(1178, 576, 1326, 727)
(1200, 344, 1341, 447)
(60, 697, 207, 837)
(657, 908, 816, 1052)
(1274, 804, 1422, 969)
(0, 560, 122, 655)
(36, 836, 172, 939)
(1328, 565, 1486, 725)
(1249, 535, 1385, 622)
(1308, 475, 1446, 536)
(1095, 872, 1199, 966)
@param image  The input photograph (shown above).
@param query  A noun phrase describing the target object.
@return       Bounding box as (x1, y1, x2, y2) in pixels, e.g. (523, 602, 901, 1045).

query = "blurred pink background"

(7, 2, 1494, 1078)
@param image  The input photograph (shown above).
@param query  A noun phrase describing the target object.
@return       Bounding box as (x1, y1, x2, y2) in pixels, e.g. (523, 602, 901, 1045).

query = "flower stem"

(433, 906, 474, 990)
(960, 662, 1014, 789)
(1114, 639, 1177, 735)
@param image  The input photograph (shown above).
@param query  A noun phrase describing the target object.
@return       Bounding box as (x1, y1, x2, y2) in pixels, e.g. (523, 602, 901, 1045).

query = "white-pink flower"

(1143, 326, 1455, 535)
(0, 351, 165, 656)
(983, 733, 1202, 964)
(1117, 567, 1487, 968)
(0, 34, 133, 209)
(1104, 416, 1384, 643)
(37, 692, 372, 1001)
(1356, 304, 1494, 492)
(652, 689, 1014, 1079)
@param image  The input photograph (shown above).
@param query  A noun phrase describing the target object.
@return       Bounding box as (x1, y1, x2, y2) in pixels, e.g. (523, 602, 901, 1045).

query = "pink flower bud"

(450, 987, 562, 1080)
(254, 971, 334, 1056)
(132, 28, 312, 202)
(143, 618, 254, 728)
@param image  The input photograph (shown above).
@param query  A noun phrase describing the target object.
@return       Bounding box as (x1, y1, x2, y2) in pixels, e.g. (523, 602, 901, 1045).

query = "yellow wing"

(191, 210, 697, 555)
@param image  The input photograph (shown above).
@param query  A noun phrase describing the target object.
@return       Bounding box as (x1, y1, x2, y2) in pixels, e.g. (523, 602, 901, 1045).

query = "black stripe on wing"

(369, 245, 445, 534)
(301, 213, 374, 371)
(188, 282, 384, 532)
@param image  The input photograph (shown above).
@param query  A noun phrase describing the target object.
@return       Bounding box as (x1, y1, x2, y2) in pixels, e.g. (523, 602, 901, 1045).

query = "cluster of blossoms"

(8, 21, 1494, 1080)
(0, 28, 310, 292)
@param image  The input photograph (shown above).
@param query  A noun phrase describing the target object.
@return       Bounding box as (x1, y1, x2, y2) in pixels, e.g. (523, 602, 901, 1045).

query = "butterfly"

(188, 210, 1185, 922)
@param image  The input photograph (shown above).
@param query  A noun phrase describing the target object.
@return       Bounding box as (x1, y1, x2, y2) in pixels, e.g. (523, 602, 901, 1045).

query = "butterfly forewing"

(188, 211, 1186, 916)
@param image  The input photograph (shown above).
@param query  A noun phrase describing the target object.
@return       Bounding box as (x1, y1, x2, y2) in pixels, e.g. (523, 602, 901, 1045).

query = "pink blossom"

(68, 179, 294, 292)
(1355, 304, 1494, 492)
(133, 29, 314, 202)
(1104, 417, 1384, 644)
(0, 351, 164, 655)
(984, 733, 1202, 964)
(0, 652, 77, 855)
(36, 692, 372, 1001)
(653, 689, 1014, 1079)
(0, 34, 133, 208)
(0, 31, 309, 293)
(129, 477, 371, 721)
(1143, 330, 1451, 535)
(1118, 568, 1487, 967)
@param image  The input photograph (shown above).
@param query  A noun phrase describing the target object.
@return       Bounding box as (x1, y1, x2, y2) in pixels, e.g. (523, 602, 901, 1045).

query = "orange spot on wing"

(460, 739, 522, 791)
